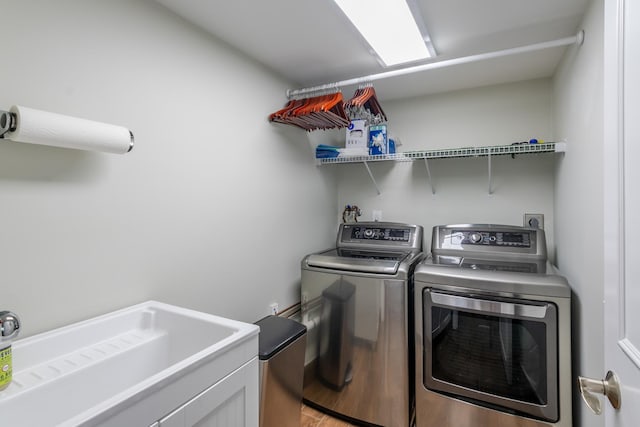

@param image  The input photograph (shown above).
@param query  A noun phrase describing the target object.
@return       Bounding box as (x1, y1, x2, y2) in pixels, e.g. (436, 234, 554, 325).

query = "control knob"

(364, 229, 375, 239)
(469, 232, 483, 243)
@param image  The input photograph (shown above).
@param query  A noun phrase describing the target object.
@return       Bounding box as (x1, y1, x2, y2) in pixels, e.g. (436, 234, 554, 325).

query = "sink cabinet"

(152, 358, 258, 427)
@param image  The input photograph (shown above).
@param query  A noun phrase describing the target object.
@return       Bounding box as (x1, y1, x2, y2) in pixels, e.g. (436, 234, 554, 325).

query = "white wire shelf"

(316, 142, 566, 195)
(317, 142, 566, 165)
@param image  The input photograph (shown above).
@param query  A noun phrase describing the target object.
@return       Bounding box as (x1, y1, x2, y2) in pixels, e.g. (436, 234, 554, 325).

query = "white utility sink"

(0, 301, 259, 427)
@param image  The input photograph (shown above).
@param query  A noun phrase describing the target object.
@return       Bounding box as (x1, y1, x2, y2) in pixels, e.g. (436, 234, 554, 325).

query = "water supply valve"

(0, 311, 20, 341)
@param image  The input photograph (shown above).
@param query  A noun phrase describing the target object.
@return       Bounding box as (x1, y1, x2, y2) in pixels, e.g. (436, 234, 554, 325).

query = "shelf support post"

(424, 158, 435, 194)
(488, 151, 493, 194)
(363, 161, 381, 195)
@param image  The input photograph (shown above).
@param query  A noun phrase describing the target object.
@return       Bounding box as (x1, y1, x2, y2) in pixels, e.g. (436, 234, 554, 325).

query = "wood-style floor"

(301, 404, 357, 427)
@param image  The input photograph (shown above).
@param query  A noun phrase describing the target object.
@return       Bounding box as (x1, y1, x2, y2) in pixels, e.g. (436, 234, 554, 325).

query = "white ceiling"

(155, 0, 590, 101)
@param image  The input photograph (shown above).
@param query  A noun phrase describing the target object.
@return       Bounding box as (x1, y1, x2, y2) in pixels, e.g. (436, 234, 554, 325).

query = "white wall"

(0, 0, 337, 337)
(553, 0, 604, 426)
(336, 79, 557, 252)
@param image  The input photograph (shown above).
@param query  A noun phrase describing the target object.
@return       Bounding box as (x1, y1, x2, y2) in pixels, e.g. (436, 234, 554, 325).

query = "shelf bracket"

(424, 159, 435, 194)
(488, 152, 493, 194)
(362, 161, 381, 195)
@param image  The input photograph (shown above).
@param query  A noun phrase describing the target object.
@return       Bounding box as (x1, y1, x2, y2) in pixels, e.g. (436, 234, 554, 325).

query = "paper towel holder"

(0, 110, 16, 138)
(0, 109, 134, 153)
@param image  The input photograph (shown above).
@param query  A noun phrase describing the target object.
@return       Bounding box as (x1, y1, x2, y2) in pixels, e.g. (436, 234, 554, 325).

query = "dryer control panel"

(432, 224, 546, 259)
(454, 230, 531, 248)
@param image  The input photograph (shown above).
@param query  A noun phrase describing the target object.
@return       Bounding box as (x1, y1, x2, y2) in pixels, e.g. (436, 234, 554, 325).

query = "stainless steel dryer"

(414, 224, 571, 427)
(301, 222, 423, 427)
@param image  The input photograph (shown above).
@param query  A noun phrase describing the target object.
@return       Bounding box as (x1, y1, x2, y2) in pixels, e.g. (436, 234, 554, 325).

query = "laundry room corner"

(337, 79, 557, 254)
(552, 1, 605, 427)
(0, 0, 337, 338)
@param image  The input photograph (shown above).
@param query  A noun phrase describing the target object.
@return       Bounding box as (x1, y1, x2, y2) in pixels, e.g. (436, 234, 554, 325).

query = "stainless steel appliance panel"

(301, 222, 423, 427)
(301, 269, 412, 427)
(415, 224, 572, 427)
(259, 333, 306, 427)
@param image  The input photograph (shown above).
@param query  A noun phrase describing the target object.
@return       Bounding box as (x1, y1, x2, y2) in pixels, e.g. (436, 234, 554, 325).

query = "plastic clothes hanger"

(268, 90, 350, 131)
(345, 85, 387, 123)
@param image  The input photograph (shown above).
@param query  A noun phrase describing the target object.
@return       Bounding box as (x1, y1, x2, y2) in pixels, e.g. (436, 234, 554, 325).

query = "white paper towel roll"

(5, 105, 134, 154)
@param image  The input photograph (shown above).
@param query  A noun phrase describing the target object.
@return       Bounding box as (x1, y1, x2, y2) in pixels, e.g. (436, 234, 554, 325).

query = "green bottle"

(0, 312, 20, 391)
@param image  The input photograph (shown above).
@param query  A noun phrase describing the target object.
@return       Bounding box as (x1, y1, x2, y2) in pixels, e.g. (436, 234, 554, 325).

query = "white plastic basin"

(0, 301, 259, 426)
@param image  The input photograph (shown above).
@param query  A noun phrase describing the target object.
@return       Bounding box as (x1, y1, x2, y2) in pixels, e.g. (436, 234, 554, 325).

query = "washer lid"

(305, 249, 410, 274)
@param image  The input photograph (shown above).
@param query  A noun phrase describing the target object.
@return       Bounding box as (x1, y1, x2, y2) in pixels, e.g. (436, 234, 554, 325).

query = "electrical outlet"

(524, 213, 544, 229)
(269, 302, 279, 316)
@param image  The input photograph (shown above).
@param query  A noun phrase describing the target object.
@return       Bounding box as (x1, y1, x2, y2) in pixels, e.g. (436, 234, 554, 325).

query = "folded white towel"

(338, 147, 369, 157)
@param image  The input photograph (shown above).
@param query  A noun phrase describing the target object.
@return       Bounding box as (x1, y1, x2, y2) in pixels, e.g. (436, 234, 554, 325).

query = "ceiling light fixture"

(333, 0, 435, 67)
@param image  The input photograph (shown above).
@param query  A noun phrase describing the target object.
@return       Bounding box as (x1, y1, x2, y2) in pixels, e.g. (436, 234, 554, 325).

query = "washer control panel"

(350, 226, 411, 242)
(338, 222, 423, 251)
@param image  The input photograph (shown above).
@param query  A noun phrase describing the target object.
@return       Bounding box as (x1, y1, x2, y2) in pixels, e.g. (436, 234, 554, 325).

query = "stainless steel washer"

(414, 224, 571, 427)
(301, 222, 424, 427)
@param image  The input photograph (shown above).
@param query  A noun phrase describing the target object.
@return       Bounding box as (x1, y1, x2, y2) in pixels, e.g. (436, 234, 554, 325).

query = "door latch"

(578, 370, 621, 415)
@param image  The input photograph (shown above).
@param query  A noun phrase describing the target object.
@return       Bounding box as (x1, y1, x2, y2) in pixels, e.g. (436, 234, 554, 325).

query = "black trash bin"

(255, 315, 307, 427)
